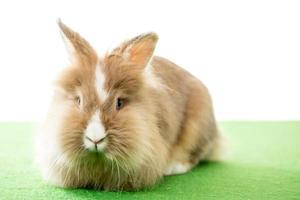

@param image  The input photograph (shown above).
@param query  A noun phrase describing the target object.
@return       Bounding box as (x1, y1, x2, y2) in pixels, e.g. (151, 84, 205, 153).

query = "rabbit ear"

(114, 33, 158, 67)
(57, 19, 97, 65)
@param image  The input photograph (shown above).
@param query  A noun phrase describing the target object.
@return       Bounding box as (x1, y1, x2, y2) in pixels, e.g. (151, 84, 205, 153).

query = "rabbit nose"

(85, 136, 105, 145)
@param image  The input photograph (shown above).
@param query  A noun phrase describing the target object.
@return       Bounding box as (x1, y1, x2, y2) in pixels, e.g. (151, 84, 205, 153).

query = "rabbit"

(35, 20, 223, 191)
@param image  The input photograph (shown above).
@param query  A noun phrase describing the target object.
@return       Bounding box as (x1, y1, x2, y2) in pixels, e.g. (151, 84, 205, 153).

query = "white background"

(0, 0, 299, 121)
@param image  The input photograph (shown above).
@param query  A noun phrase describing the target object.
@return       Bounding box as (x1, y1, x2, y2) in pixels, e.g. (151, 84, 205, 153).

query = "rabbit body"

(35, 21, 222, 191)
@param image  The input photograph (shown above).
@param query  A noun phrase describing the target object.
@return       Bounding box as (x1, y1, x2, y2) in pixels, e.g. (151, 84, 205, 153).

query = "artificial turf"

(0, 122, 299, 200)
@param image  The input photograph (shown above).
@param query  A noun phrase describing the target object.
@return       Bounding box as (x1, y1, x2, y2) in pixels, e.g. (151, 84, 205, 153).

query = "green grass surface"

(0, 122, 300, 200)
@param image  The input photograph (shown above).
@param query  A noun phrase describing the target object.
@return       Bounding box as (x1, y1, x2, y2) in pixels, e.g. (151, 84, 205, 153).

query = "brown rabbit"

(35, 20, 223, 191)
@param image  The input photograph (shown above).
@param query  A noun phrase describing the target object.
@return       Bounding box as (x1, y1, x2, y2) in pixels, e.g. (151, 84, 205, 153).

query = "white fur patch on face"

(83, 111, 107, 151)
(95, 63, 108, 101)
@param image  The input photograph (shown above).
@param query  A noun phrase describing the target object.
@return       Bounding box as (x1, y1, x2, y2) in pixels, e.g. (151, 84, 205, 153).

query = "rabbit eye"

(116, 98, 124, 110)
(74, 96, 81, 106)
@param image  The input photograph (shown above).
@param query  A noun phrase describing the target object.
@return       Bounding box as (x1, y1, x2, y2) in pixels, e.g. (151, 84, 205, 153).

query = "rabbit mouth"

(83, 135, 107, 152)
